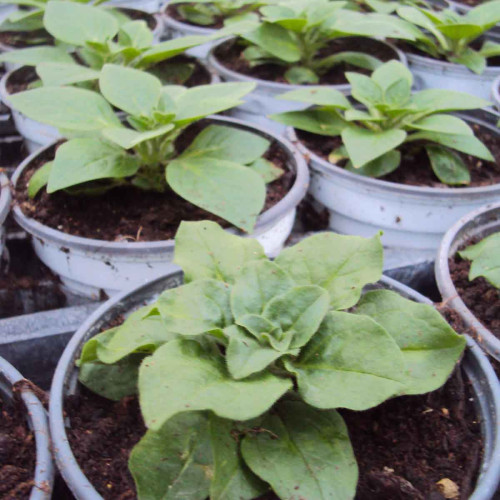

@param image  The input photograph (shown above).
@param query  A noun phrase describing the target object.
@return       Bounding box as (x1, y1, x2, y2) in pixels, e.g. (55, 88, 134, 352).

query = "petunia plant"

(10, 65, 283, 232)
(78, 220, 466, 500)
(272, 60, 493, 185)
(397, 1, 500, 74)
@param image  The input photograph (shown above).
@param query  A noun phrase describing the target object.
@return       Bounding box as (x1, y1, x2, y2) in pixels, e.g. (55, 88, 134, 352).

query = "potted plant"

(273, 60, 500, 258)
(0, 354, 54, 499)
(436, 201, 500, 362)
(8, 66, 308, 297)
(0, 172, 10, 261)
(49, 220, 500, 499)
(206, 0, 420, 132)
(396, 1, 500, 98)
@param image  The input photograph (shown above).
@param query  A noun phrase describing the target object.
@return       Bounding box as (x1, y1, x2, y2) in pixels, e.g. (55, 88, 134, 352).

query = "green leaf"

(247, 158, 284, 183)
(356, 290, 467, 395)
(102, 124, 175, 149)
(235, 314, 281, 344)
(167, 157, 265, 233)
(241, 400, 358, 500)
(438, 23, 483, 40)
(284, 66, 319, 84)
(47, 139, 140, 193)
(118, 20, 153, 50)
(278, 87, 351, 109)
(372, 60, 413, 92)
(44, 0, 119, 46)
(316, 51, 383, 72)
(459, 232, 500, 288)
(411, 89, 491, 113)
(345, 150, 401, 178)
(37, 62, 100, 86)
(0, 46, 74, 66)
(28, 161, 52, 198)
(231, 260, 295, 319)
(130, 412, 212, 500)
(287, 311, 405, 410)
(426, 144, 470, 185)
(409, 114, 473, 135)
(275, 232, 383, 310)
(346, 72, 383, 106)
(270, 109, 346, 136)
(183, 125, 270, 165)
(99, 64, 161, 116)
(157, 279, 232, 335)
(449, 47, 486, 74)
(9, 87, 121, 131)
(139, 338, 292, 430)
(173, 220, 266, 284)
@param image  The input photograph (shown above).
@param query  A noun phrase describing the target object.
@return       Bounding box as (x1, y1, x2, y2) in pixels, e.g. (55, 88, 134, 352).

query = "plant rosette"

(0, 172, 11, 261)
(48, 220, 500, 500)
(436, 201, 500, 362)
(0, 355, 54, 499)
(273, 61, 500, 257)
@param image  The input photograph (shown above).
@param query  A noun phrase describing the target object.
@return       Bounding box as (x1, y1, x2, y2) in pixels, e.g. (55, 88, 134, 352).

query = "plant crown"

(77, 220, 466, 500)
(459, 231, 500, 289)
(272, 60, 493, 185)
(397, 1, 500, 74)
(11, 66, 282, 232)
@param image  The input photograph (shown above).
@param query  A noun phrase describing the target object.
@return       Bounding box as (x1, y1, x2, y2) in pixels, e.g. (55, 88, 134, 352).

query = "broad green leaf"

(278, 87, 351, 109)
(231, 260, 295, 319)
(9, 87, 121, 131)
(44, 1, 119, 45)
(47, 139, 140, 192)
(275, 232, 383, 310)
(139, 338, 292, 430)
(459, 232, 500, 288)
(236, 314, 281, 344)
(287, 311, 405, 410)
(178, 4, 215, 25)
(356, 290, 466, 394)
(99, 64, 161, 116)
(242, 400, 357, 500)
(426, 144, 470, 185)
(173, 220, 266, 284)
(130, 412, 212, 500)
(449, 47, 486, 75)
(411, 89, 491, 113)
(0, 8, 43, 32)
(102, 124, 175, 149)
(118, 20, 153, 50)
(345, 150, 401, 178)
(342, 125, 406, 168)
(183, 125, 269, 165)
(316, 51, 383, 73)
(438, 23, 484, 40)
(464, 0, 500, 26)
(409, 114, 473, 135)
(0, 46, 73, 66)
(284, 66, 319, 84)
(346, 72, 382, 106)
(28, 161, 52, 198)
(270, 109, 346, 136)
(247, 158, 284, 183)
(479, 40, 500, 58)
(372, 59, 413, 91)
(78, 327, 117, 366)
(37, 62, 100, 86)
(156, 279, 232, 335)
(383, 77, 411, 107)
(167, 157, 265, 233)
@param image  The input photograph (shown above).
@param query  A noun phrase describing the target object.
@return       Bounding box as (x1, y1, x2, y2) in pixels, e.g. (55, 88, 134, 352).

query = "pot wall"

(105, 0, 162, 13)
(0, 173, 10, 260)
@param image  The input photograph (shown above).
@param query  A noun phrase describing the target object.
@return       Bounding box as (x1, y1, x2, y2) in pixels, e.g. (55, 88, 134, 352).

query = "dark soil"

(454, 0, 482, 6)
(166, 3, 224, 29)
(0, 383, 37, 500)
(14, 121, 295, 241)
(296, 124, 500, 188)
(214, 38, 397, 85)
(0, 30, 52, 49)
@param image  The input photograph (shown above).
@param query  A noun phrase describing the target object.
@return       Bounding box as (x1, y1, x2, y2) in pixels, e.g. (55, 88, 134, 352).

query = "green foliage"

(397, 1, 500, 73)
(272, 60, 493, 185)
(459, 231, 500, 289)
(78, 220, 466, 499)
(227, 0, 419, 84)
(10, 66, 280, 231)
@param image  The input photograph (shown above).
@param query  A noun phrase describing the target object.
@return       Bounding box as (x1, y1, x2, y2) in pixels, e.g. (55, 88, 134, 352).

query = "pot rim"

(287, 107, 500, 199)
(10, 114, 309, 253)
(435, 201, 500, 361)
(0, 172, 10, 227)
(207, 36, 408, 93)
(0, 355, 54, 499)
(492, 74, 500, 109)
(162, 6, 216, 36)
(48, 271, 500, 500)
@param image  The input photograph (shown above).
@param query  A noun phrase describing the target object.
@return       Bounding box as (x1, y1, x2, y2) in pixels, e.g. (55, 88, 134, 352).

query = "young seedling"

(11, 65, 284, 232)
(226, 0, 420, 84)
(272, 60, 493, 185)
(77, 219, 466, 500)
(397, 1, 500, 73)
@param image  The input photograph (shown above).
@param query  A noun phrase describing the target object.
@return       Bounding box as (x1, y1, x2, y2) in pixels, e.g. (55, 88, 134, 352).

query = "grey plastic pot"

(436, 202, 500, 361)
(0, 172, 10, 259)
(208, 37, 407, 135)
(0, 355, 54, 499)
(11, 115, 309, 298)
(48, 271, 500, 499)
(288, 108, 500, 259)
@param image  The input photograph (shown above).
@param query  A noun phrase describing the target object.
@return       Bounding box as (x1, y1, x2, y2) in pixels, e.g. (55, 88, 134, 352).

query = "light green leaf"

(28, 161, 52, 198)
(118, 20, 153, 50)
(37, 62, 100, 86)
(236, 314, 281, 344)
(409, 114, 473, 135)
(102, 124, 175, 149)
(426, 144, 470, 185)
(372, 59, 413, 91)
(459, 232, 500, 288)
(449, 47, 486, 75)
(284, 66, 319, 85)
(438, 23, 483, 40)
(270, 109, 346, 136)
(411, 89, 491, 112)
(346, 72, 383, 106)
(0, 46, 73, 66)
(278, 87, 351, 109)
(247, 158, 284, 183)
(345, 150, 401, 178)
(316, 51, 383, 72)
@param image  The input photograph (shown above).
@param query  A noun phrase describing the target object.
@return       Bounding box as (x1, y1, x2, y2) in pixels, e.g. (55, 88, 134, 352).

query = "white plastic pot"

(288, 108, 500, 260)
(0, 4, 17, 24)
(208, 38, 407, 135)
(11, 115, 309, 298)
(0, 172, 10, 260)
(105, 0, 162, 13)
(491, 74, 500, 112)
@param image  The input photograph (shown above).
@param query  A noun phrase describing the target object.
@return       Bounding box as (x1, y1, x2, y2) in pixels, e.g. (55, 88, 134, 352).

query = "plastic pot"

(491, 74, 500, 112)
(0, 4, 17, 24)
(436, 202, 500, 361)
(11, 115, 309, 298)
(0, 355, 54, 499)
(48, 271, 500, 499)
(208, 37, 407, 135)
(287, 108, 500, 259)
(0, 172, 11, 260)
(104, 0, 162, 13)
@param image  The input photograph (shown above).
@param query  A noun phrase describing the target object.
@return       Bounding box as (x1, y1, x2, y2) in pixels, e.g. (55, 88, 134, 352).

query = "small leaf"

(346, 72, 382, 106)
(426, 145, 470, 185)
(247, 158, 284, 183)
(278, 87, 351, 109)
(271, 109, 346, 136)
(409, 114, 473, 135)
(411, 89, 491, 113)
(345, 150, 401, 178)
(0, 45, 74, 65)
(102, 124, 174, 149)
(459, 232, 500, 288)
(284, 66, 319, 84)
(28, 161, 52, 198)
(37, 62, 100, 86)
(118, 20, 153, 50)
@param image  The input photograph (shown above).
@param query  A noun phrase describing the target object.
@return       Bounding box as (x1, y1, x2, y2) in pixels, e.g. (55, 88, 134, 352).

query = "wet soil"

(296, 124, 500, 187)
(214, 38, 398, 85)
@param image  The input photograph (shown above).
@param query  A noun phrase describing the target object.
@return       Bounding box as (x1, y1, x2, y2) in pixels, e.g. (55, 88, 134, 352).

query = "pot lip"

(0, 355, 54, 499)
(207, 36, 407, 93)
(162, 6, 216, 36)
(48, 271, 500, 500)
(0, 172, 11, 227)
(435, 201, 500, 361)
(287, 109, 500, 198)
(10, 114, 309, 252)
(492, 74, 500, 109)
